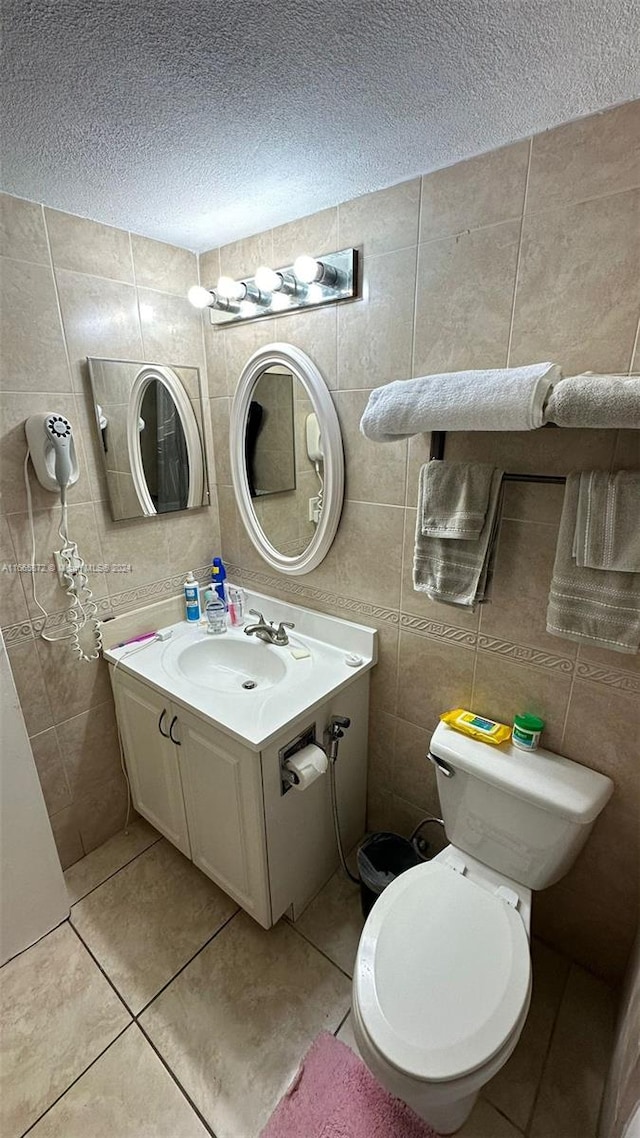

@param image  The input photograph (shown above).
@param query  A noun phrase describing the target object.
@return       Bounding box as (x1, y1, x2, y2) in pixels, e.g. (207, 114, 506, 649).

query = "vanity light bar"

(188, 248, 358, 327)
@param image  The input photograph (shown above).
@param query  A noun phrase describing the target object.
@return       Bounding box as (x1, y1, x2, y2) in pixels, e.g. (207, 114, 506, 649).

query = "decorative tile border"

(106, 564, 211, 613)
(575, 660, 640, 694)
(230, 560, 640, 693)
(231, 563, 401, 625)
(3, 559, 638, 695)
(476, 634, 575, 674)
(2, 619, 34, 646)
(1, 565, 211, 645)
(399, 613, 477, 649)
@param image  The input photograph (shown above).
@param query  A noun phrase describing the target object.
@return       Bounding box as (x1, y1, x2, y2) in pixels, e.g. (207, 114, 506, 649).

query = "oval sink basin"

(175, 636, 288, 692)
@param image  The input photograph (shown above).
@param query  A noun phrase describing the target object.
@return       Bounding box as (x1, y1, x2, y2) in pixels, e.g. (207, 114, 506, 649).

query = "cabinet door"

(175, 707, 271, 927)
(111, 671, 191, 858)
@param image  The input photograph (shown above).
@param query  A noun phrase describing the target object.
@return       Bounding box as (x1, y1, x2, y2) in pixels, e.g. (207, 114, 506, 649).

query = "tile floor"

(1, 819, 616, 1138)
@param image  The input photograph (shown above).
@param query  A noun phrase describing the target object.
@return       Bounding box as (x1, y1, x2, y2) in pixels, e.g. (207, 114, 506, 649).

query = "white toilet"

(352, 721, 614, 1134)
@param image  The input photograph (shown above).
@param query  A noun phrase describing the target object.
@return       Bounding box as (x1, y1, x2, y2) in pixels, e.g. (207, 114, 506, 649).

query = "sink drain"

(242, 679, 257, 690)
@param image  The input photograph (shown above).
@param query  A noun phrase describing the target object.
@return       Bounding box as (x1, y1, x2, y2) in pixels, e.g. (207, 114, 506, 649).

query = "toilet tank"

(429, 722, 614, 889)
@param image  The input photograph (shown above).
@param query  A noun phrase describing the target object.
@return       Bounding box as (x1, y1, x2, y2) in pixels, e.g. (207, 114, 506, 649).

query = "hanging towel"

(572, 470, 640, 572)
(544, 373, 640, 428)
(360, 362, 560, 441)
(413, 465, 504, 609)
(547, 474, 640, 654)
(419, 459, 497, 540)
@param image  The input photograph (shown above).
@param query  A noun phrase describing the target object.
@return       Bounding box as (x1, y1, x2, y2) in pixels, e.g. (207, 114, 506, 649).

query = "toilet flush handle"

(427, 751, 455, 778)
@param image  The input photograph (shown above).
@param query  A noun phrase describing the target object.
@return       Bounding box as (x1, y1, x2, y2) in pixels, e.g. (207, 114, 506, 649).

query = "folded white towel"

(547, 474, 640, 654)
(573, 470, 640, 572)
(360, 363, 561, 441)
(544, 373, 640, 428)
(420, 460, 496, 540)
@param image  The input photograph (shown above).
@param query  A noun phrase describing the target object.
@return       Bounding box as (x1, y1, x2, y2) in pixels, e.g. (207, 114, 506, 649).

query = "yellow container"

(440, 707, 511, 746)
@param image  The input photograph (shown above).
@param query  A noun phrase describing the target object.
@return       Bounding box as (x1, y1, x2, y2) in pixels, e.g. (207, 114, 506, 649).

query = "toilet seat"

(354, 859, 531, 1083)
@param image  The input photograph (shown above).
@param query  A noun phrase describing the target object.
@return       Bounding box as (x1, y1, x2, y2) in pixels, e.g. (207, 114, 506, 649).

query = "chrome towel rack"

(428, 430, 566, 484)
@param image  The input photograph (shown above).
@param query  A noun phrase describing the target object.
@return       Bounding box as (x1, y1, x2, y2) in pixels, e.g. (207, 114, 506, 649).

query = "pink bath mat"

(260, 1031, 439, 1138)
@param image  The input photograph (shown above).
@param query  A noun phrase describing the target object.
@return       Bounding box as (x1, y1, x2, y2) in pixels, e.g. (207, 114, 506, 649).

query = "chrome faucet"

(244, 610, 294, 646)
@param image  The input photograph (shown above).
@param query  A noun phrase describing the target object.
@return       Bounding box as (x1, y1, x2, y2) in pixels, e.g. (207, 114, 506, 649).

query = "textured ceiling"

(2, 0, 639, 252)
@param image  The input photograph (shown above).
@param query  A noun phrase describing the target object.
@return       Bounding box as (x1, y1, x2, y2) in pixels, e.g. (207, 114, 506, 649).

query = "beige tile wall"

(0, 198, 221, 867)
(201, 100, 640, 982)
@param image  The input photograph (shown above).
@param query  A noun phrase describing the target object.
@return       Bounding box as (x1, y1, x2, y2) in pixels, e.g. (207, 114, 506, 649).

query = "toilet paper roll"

(286, 743, 328, 791)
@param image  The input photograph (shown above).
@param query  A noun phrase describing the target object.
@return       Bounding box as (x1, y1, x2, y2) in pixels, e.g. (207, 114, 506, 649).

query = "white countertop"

(104, 589, 377, 750)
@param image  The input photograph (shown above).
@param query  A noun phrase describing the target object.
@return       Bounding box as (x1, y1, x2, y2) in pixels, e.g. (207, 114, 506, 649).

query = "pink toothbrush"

(115, 631, 158, 649)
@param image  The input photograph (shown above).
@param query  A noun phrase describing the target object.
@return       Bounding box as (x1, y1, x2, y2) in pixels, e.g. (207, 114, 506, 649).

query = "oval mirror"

(128, 365, 205, 516)
(87, 358, 209, 521)
(230, 344, 344, 575)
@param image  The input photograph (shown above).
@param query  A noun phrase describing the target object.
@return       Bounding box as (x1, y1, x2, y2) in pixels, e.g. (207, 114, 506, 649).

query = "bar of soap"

(290, 646, 311, 660)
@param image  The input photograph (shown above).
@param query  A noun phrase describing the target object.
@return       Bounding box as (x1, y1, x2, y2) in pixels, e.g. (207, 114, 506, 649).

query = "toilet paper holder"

(279, 725, 318, 794)
(279, 716, 351, 795)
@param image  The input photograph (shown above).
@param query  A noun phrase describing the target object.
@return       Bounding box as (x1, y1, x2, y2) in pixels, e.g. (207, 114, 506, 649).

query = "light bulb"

(217, 275, 246, 301)
(270, 291, 290, 311)
(255, 265, 282, 293)
(293, 255, 322, 284)
(187, 284, 215, 309)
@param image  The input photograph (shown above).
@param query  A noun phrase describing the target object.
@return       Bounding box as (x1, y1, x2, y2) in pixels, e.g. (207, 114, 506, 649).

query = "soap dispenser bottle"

(183, 571, 201, 622)
(204, 588, 227, 635)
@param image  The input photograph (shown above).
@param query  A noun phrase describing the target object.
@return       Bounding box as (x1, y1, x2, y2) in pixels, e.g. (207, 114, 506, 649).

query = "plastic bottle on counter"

(512, 713, 545, 752)
(204, 589, 227, 635)
(211, 556, 227, 605)
(183, 572, 201, 622)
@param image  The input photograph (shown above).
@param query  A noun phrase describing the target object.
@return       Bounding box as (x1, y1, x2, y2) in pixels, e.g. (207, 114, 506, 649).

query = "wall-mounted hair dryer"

(305, 412, 323, 463)
(24, 413, 101, 663)
(305, 412, 324, 526)
(24, 413, 80, 494)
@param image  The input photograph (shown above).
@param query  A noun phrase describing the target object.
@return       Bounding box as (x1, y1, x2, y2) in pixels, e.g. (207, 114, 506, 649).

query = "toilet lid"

(355, 860, 531, 1083)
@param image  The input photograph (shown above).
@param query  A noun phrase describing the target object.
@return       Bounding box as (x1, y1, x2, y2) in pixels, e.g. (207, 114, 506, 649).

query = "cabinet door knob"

(169, 715, 181, 746)
(158, 708, 170, 737)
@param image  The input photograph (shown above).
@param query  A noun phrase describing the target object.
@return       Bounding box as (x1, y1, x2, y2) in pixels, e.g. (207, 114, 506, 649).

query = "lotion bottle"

(183, 571, 201, 622)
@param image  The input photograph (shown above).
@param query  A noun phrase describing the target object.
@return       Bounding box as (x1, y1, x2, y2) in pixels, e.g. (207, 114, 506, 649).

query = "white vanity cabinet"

(173, 705, 270, 925)
(105, 599, 376, 930)
(112, 671, 191, 858)
(111, 670, 271, 925)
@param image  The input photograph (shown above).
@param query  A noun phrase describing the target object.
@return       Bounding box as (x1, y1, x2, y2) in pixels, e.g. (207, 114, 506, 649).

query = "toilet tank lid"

(430, 722, 614, 824)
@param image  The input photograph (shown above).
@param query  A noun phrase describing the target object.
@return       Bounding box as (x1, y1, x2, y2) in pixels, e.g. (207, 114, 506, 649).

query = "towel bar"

(429, 430, 566, 484)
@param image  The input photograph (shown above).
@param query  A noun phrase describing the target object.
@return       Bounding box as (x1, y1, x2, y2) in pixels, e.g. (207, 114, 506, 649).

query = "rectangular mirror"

(87, 357, 210, 521)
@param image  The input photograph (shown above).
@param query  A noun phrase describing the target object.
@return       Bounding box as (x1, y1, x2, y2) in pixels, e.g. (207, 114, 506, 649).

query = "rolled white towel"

(544, 373, 640, 428)
(360, 363, 560, 441)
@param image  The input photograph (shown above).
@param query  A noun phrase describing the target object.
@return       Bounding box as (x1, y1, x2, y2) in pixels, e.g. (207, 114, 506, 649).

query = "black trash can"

(357, 832, 423, 918)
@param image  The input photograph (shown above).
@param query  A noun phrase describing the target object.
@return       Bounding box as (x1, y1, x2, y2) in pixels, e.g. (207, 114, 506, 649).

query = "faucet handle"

(248, 609, 266, 624)
(278, 621, 295, 631)
(275, 620, 295, 643)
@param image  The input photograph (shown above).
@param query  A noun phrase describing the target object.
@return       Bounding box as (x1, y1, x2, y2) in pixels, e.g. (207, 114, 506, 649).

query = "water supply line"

(325, 717, 445, 888)
(325, 715, 360, 884)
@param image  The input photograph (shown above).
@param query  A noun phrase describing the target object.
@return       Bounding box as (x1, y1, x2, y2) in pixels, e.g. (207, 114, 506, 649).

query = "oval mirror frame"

(127, 364, 205, 516)
(230, 343, 344, 575)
